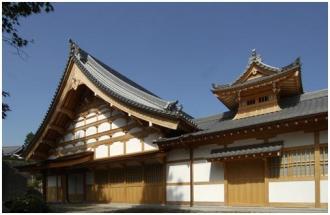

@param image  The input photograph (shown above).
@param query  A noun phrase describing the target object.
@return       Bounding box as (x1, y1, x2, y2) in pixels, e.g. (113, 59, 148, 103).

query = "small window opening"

(246, 99, 256, 106)
(259, 95, 269, 103)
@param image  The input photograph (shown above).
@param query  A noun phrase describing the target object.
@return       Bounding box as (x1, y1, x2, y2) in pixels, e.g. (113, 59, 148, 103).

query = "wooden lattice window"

(258, 95, 269, 103)
(320, 145, 328, 176)
(269, 147, 315, 178)
(246, 99, 256, 106)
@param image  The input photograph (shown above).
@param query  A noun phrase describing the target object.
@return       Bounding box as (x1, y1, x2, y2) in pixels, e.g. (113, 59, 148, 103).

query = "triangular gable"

(23, 40, 197, 160)
(233, 62, 279, 85)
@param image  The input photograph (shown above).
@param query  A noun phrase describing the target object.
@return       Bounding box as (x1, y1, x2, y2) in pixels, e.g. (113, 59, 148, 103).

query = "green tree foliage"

(2, 2, 54, 119)
(2, 91, 11, 119)
(2, 2, 54, 48)
(24, 132, 35, 149)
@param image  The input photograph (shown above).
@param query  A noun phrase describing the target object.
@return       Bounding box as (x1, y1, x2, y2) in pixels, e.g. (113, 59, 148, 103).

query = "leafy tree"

(2, 91, 11, 119)
(2, 2, 54, 49)
(24, 132, 35, 149)
(2, 2, 54, 119)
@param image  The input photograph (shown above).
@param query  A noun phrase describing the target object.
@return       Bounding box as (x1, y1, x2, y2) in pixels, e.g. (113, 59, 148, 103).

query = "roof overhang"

(212, 65, 303, 110)
(156, 112, 327, 150)
(207, 141, 283, 162)
(18, 151, 94, 172)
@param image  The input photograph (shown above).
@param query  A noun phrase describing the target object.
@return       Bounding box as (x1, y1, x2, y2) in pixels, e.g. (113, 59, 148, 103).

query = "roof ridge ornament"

(248, 48, 262, 64)
(69, 39, 87, 63)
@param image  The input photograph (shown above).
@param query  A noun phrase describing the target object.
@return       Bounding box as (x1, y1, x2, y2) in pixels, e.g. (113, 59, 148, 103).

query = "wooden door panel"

(227, 160, 265, 206)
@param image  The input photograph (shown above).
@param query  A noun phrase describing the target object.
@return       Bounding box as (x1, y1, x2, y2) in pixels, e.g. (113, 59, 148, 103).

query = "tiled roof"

(71, 41, 196, 125)
(3, 146, 23, 156)
(208, 142, 283, 159)
(157, 89, 328, 143)
(212, 50, 301, 91)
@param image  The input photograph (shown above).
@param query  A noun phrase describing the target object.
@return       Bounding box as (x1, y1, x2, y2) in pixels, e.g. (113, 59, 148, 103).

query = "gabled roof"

(23, 40, 198, 160)
(3, 146, 23, 156)
(156, 89, 328, 144)
(212, 50, 302, 92)
(70, 41, 195, 123)
(211, 50, 303, 110)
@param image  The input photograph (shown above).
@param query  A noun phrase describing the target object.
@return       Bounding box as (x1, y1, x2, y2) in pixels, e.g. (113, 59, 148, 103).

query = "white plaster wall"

(321, 180, 328, 203)
(98, 122, 110, 132)
(86, 138, 96, 144)
(269, 181, 315, 203)
(269, 131, 314, 148)
(48, 155, 57, 160)
(110, 141, 124, 156)
(166, 185, 190, 202)
(112, 109, 122, 116)
(86, 126, 97, 136)
(98, 111, 111, 120)
(112, 118, 126, 129)
(228, 138, 264, 148)
(194, 144, 224, 159)
(95, 144, 109, 159)
(64, 144, 73, 149)
(320, 130, 328, 144)
(86, 116, 97, 124)
(47, 176, 56, 187)
(99, 135, 110, 141)
(86, 112, 96, 118)
(127, 118, 135, 125)
(68, 174, 83, 194)
(167, 148, 190, 161)
(75, 120, 84, 128)
(74, 130, 84, 139)
(167, 162, 190, 183)
(194, 184, 224, 202)
(64, 133, 73, 142)
(112, 131, 125, 137)
(86, 172, 94, 185)
(129, 127, 142, 133)
(126, 138, 142, 154)
(57, 177, 61, 186)
(193, 160, 224, 182)
(76, 141, 84, 146)
(144, 133, 159, 151)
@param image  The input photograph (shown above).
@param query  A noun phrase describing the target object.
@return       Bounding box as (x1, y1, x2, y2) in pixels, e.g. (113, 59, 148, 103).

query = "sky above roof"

(3, 3, 327, 146)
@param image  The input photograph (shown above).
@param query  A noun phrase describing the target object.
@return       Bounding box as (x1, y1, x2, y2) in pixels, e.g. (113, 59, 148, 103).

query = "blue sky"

(2, 3, 328, 146)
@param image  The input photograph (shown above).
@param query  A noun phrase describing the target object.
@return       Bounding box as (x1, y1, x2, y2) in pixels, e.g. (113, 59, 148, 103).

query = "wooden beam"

(48, 125, 65, 135)
(43, 140, 56, 148)
(58, 108, 75, 120)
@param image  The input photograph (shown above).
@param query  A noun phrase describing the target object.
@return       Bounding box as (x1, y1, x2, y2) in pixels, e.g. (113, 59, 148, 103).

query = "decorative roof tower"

(212, 50, 303, 119)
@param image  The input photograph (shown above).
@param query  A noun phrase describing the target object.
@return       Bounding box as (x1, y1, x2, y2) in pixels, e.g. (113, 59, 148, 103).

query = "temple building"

(21, 41, 328, 208)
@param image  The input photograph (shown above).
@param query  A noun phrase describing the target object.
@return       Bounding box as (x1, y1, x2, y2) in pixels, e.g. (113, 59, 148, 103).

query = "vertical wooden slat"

(314, 131, 321, 208)
(189, 148, 193, 207)
(264, 158, 269, 206)
(224, 162, 228, 206)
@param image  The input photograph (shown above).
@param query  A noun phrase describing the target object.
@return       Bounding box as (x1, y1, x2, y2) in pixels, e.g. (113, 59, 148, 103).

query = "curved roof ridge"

(84, 55, 170, 110)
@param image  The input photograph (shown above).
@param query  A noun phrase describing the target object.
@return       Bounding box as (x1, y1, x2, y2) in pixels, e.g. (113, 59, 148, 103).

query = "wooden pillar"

(189, 147, 194, 207)
(224, 162, 228, 206)
(314, 131, 321, 208)
(264, 158, 269, 206)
